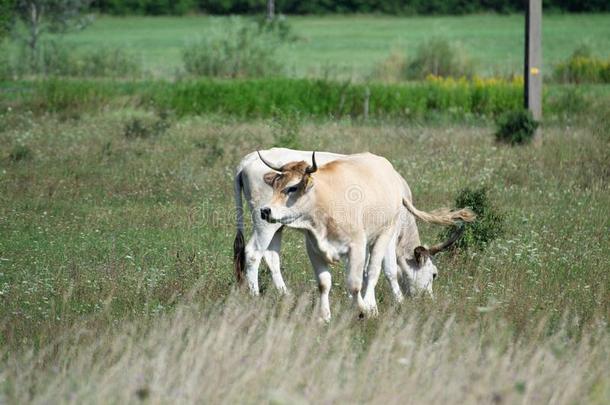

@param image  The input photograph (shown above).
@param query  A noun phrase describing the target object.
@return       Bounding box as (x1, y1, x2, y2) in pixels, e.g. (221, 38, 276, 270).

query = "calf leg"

(244, 222, 282, 295)
(382, 232, 404, 304)
(306, 238, 332, 322)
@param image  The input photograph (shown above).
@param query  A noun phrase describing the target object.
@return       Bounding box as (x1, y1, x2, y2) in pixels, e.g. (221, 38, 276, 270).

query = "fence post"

(363, 86, 370, 120)
(525, 0, 542, 142)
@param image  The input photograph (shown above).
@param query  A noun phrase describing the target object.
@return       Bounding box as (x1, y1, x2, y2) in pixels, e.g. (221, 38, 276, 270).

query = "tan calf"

(259, 151, 405, 320)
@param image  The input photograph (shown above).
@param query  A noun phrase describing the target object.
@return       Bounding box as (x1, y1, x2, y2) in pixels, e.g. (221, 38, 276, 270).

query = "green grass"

(49, 14, 610, 78)
(4, 78, 609, 124)
(1, 112, 608, 342)
(0, 110, 608, 401)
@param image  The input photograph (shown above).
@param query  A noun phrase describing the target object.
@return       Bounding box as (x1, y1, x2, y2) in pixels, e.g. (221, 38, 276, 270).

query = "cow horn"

(429, 225, 465, 255)
(257, 150, 283, 172)
(305, 151, 318, 174)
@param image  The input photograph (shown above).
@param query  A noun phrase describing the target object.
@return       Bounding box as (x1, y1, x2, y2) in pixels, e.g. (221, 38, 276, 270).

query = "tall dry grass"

(2, 293, 607, 404)
(1, 113, 608, 403)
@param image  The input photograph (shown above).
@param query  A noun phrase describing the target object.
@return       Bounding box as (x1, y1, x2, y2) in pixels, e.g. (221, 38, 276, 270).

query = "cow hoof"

(362, 307, 378, 318)
(362, 298, 379, 317)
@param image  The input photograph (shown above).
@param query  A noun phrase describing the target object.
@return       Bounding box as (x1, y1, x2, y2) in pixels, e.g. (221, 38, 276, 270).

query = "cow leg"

(346, 237, 367, 315)
(306, 238, 332, 322)
(262, 227, 288, 294)
(360, 249, 371, 299)
(245, 222, 282, 295)
(382, 232, 404, 304)
(363, 228, 396, 316)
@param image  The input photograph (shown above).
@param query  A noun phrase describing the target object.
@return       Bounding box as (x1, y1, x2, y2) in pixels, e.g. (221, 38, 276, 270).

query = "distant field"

(53, 13, 610, 78)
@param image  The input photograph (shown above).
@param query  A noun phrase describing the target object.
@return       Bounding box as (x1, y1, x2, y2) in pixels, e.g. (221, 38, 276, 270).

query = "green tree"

(14, 0, 92, 70)
(0, 0, 14, 39)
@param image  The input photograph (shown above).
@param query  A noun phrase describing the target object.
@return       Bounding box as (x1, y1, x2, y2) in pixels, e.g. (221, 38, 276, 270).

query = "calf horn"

(305, 151, 318, 174)
(429, 225, 465, 255)
(257, 150, 284, 172)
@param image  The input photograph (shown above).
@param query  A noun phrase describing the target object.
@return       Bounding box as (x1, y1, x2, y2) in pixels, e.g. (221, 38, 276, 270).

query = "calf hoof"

(318, 308, 331, 323)
(318, 314, 331, 324)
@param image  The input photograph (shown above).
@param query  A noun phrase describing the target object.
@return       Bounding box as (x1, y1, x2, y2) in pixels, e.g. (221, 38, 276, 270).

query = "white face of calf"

(401, 228, 465, 297)
(258, 152, 317, 225)
(402, 247, 439, 297)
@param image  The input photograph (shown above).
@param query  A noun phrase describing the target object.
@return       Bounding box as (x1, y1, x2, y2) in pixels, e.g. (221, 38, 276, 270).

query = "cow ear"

(413, 246, 428, 267)
(263, 171, 278, 186)
(304, 175, 314, 191)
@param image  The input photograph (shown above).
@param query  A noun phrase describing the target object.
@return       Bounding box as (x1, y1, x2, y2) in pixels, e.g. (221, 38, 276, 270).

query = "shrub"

(553, 45, 610, 84)
(441, 187, 505, 251)
(255, 14, 297, 42)
(0, 42, 12, 81)
(372, 50, 408, 82)
(15, 41, 140, 78)
(99, 0, 194, 15)
(404, 38, 474, 80)
(182, 18, 284, 78)
(547, 86, 591, 119)
(494, 109, 539, 145)
(9, 144, 32, 162)
(195, 137, 225, 166)
(0, 0, 13, 39)
(74, 47, 141, 78)
(124, 112, 170, 139)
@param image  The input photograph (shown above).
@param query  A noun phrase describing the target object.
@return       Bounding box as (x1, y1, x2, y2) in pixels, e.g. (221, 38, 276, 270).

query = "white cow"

(233, 149, 344, 296)
(234, 148, 474, 317)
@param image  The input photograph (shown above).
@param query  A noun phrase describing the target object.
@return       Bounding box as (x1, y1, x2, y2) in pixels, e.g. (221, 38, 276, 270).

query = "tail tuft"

(403, 198, 476, 226)
(453, 207, 476, 223)
(234, 229, 246, 286)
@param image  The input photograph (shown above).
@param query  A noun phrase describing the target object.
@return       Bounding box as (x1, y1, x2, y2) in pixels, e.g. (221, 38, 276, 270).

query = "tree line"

(90, 0, 609, 15)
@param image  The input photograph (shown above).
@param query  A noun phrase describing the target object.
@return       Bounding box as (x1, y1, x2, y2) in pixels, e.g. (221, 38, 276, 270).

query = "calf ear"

(413, 246, 429, 267)
(263, 171, 278, 186)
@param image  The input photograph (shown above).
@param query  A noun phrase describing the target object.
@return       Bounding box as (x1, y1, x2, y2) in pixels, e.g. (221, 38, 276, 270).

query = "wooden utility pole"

(525, 0, 542, 139)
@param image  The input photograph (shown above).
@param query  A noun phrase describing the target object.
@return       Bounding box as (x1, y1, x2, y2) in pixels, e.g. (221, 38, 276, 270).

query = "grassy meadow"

(1, 10, 609, 404)
(0, 108, 609, 402)
(50, 13, 610, 78)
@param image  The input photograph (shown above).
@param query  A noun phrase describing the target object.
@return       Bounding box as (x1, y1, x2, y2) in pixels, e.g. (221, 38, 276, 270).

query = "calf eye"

(285, 186, 299, 194)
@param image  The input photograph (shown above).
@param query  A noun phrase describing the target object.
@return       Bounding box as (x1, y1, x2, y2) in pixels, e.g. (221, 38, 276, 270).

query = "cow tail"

(234, 170, 246, 286)
(402, 198, 476, 226)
